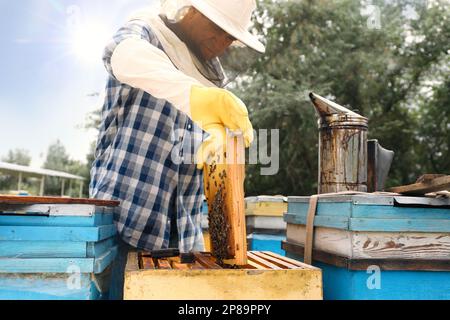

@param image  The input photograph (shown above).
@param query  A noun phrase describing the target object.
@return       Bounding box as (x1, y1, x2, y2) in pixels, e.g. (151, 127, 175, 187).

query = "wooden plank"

(87, 238, 116, 258)
(286, 224, 353, 258)
(124, 268, 323, 300)
(282, 241, 450, 271)
(125, 251, 139, 272)
(141, 257, 156, 270)
(389, 175, 450, 195)
(284, 213, 349, 230)
(0, 258, 95, 273)
(0, 273, 95, 300)
(0, 225, 116, 242)
(246, 216, 286, 232)
(245, 200, 287, 217)
(191, 262, 206, 270)
(262, 251, 315, 269)
(245, 260, 267, 270)
(203, 134, 247, 265)
(0, 204, 104, 217)
(349, 218, 450, 232)
(286, 212, 450, 232)
(352, 231, 450, 260)
(288, 201, 353, 218)
(0, 241, 86, 258)
(168, 257, 191, 270)
(287, 224, 450, 260)
(282, 241, 349, 269)
(0, 213, 113, 227)
(251, 251, 298, 269)
(157, 259, 172, 270)
(193, 253, 222, 269)
(0, 247, 115, 274)
(247, 252, 282, 270)
(0, 196, 119, 207)
(93, 246, 117, 274)
(352, 205, 450, 220)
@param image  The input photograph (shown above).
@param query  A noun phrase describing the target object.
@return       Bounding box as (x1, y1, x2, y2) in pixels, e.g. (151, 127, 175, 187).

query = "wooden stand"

(203, 134, 247, 266)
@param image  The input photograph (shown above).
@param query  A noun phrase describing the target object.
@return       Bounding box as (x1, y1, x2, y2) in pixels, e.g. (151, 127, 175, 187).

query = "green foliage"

(43, 140, 91, 197)
(0, 149, 33, 193)
(2, 149, 31, 166)
(223, 0, 450, 196)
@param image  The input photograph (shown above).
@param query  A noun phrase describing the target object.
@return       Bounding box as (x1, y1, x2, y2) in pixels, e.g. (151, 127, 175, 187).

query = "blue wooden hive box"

(283, 194, 450, 300)
(0, 196, 119, 300)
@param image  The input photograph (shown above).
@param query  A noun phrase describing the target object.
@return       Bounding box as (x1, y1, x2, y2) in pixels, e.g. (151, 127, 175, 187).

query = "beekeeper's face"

(182, 8, 236, 60)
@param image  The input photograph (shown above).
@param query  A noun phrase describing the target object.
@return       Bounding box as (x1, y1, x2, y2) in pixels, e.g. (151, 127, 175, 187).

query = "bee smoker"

(309, 93, 394, 194)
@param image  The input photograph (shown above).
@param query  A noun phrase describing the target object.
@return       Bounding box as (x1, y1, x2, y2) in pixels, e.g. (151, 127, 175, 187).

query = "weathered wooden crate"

(124, 251, 323, 300)
(0, 196, 119, 300)
(284, 194, 450, 300)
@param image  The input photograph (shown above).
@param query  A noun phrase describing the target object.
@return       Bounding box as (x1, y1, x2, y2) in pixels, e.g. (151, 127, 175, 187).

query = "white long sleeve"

(110, 37, 203, 116)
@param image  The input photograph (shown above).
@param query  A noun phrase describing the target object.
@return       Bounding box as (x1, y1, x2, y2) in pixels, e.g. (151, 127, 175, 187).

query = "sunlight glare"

(70, 22, 111, 64)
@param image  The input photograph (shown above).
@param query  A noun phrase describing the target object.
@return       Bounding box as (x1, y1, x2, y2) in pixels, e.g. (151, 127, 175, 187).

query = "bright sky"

(0, 0, 156, 167)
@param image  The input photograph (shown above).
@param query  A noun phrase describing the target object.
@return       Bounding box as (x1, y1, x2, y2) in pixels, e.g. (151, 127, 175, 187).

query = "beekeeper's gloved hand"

(190, 86, 254, 148)
(195, 124, 226, 170)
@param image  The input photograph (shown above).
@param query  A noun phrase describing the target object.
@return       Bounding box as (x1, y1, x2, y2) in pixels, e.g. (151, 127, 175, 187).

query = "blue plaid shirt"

(90, 19, 223, 253)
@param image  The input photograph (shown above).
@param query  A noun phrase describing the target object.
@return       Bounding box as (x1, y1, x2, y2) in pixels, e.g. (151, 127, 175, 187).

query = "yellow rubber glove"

(190, 86, 254, 148)
(195, 124, 227, 170)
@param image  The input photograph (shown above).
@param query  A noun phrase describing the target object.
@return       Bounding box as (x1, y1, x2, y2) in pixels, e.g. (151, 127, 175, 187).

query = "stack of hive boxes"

(0, 196, 119, 300)
(283, 194, 450, 300)
(245, 196, 287, 255)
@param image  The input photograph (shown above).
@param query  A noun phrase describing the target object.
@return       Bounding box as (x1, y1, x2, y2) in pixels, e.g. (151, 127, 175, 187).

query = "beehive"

(284, 194, 450, 300)
(124, 251, 323, 300)
(245, 196, 287, 255)
(0, 196, 119, 300)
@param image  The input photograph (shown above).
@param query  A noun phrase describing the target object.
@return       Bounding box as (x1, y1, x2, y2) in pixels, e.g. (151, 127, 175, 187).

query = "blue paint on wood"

(0, 241, 87, 258)
(0, 274, 93, 300)
(87, 238, 116, 258)
(0, 272, 109, 300)
(0, 258, 95, 273)
(249, 234, 286, 256)
(286, 201, 450, 232)
(284, 213, 349, 229)
(0, 238, 116, 259)
(93, 246, 117, 274)
(349, 218, 450, 232)
(288, 202, 353, 217)
(0, 224, 116, 242)
(0, 246, 117, 274)
(352, 205, 450, 220)
(0, 213, 114, 227)
(287, 252, 450, 300)
(98, 225, 117, 240)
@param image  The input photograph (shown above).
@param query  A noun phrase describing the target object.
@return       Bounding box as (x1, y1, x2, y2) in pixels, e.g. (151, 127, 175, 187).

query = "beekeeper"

(89, 0, 265, 299)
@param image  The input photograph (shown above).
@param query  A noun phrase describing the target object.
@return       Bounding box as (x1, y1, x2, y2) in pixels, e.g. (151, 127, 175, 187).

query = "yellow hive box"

(124, 251, 323, 300)
(245, 196, 288, 217)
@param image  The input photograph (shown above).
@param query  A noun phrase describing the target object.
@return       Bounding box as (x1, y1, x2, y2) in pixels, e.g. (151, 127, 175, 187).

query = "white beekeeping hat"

(160, 0, 265, 53)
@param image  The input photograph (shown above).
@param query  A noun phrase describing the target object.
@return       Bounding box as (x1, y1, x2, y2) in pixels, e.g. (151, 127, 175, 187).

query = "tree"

(0, 149, 32, 192)
(2, 149, 31, 166)
(42, 140, 93, 197)
(222, 0, 449, 196)
(43, 140, 71, 172)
